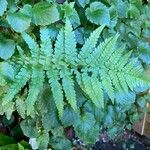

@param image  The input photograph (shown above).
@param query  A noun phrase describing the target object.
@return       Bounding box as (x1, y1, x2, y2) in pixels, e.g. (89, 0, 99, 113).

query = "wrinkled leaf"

(0, 39, 15, 59)
(7, 12, 31, 32)
(32, 2, 59, 25)
(0, 0, 7, 16)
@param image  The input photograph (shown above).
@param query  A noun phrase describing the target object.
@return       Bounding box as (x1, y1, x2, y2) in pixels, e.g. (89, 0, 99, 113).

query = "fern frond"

(2, 67, 30, 106)
(16, 96, 26, 119)
(60, 67, 77, 111)
(0, 102, 15, 120)
(91, 75, 104, 108)
(47, 68, 64, 117)
(115, 51, 132, 70)
(39, 27, 53, 67)
(64, 18, 77, 65)
(1, 19, 149, 119)
(22, 32, 39, 62)
(53, 28, 64, 62)
(100, 70, 114, 104)
(117, 72, 128, 92)
(86, 35, 119, 67)
(26, 67, 44, 116)
(78, 25, 105, 65)
(81, 71, 104, 108)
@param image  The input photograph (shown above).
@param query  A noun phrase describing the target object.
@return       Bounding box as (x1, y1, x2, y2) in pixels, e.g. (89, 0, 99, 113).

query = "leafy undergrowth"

(0, 0, 150, 149)
(0, 113, 150, 150)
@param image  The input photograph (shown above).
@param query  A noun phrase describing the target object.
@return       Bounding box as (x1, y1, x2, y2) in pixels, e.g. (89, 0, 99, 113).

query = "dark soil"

(72, 129, 150, 150)
(92, 130, 150, 150)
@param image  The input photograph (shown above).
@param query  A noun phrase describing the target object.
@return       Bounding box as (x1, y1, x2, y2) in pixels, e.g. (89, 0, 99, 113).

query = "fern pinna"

(1, 19, 150, 118)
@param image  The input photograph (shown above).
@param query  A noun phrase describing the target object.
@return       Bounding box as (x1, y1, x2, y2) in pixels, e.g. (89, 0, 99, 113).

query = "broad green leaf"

(128, 4, 140, 19)
(37, 131, 49, 150)
(0, 62, 14, 80)
(77, 0, 90, 8)
(0, 0, 7, 16)
(60, 107, 79, 127)
(112, 0, 128, 18)
(50, 137, 71, 150)
(0, 134, 16, 146)
(86, 2, 110, 25)
(18, 143, 25, 150)
(0, 39, 15, 59)
(20, 119, 38, 138)
(32, 2, 59, 26)
(0, 144, 18, 150)
(7, 12, 31, 32)
(74, 113, 99, 144)
(62, 2, 75, 17)
(0, 62, 15, 85)
(42, 112, 60, 131)
(20, 4, 32, 17)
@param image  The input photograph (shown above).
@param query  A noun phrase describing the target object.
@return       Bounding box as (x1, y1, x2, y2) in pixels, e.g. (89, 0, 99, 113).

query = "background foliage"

(0, 0, 150, 149)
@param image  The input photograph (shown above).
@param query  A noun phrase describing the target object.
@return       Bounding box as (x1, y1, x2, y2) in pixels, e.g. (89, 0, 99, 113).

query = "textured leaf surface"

(32, 2, 59, 25)
(0, 0, 7, 16)
(0, 39, 15, 60)
(7, 12, 31, 32)
(77, 0, 90, 8)
(86, 2, 110, 25)
(74, 113, 99, 144)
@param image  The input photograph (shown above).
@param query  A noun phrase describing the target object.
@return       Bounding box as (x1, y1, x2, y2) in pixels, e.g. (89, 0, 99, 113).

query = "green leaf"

(0, 62, 15, 81)
(86, 2, 110, 25)
(0, 144, 18, 150)
(32, 2, 59, 26)
(74, 113, 99, 144)
(18, 143, 25, 150)
(0, 39, 15, 59)
(42, 112, 60, 131)
(0, 0, 7, 16)
(128, 4, 140, 19)
(50, 137, 71, 150)
(0, 134, 16, 146)
(60, 107, 79, 127)
(77, 0, 90, 8)
(112, 0, 128, 18)
(20, 119, 38, 138)
(62, 2, 74, 17)
(16, 97, 26, 119)
(7, 12, 31, 32)
(37, 131, 49, 150)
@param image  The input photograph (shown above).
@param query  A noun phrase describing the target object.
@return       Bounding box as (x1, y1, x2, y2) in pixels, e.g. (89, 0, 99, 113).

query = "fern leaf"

(54, 28, 64, 62)
(108, 70, 122, 92)
(16, 97, 26, 119)
(60, 67, 77, 111)
(117, 72, 128, 92)
(91, 75, 104, 108)
(64, 18, 77, 65)
(2, 67, 30, 105)
(39, 27, 53, 66)
(78, 25, 105, 65)
(47, 68, 64, 117)
(81, 71, 104, 108)
(88, 35, 119, 67)
(26, 67, 44, 116)
(115, 51, 132, 70)
(105, 47, 124, 69)
(0, 102, 15, 120)
(17, 45, 26, 60)
(100, 70, 114, 104)
(22, 32, 39, 62)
